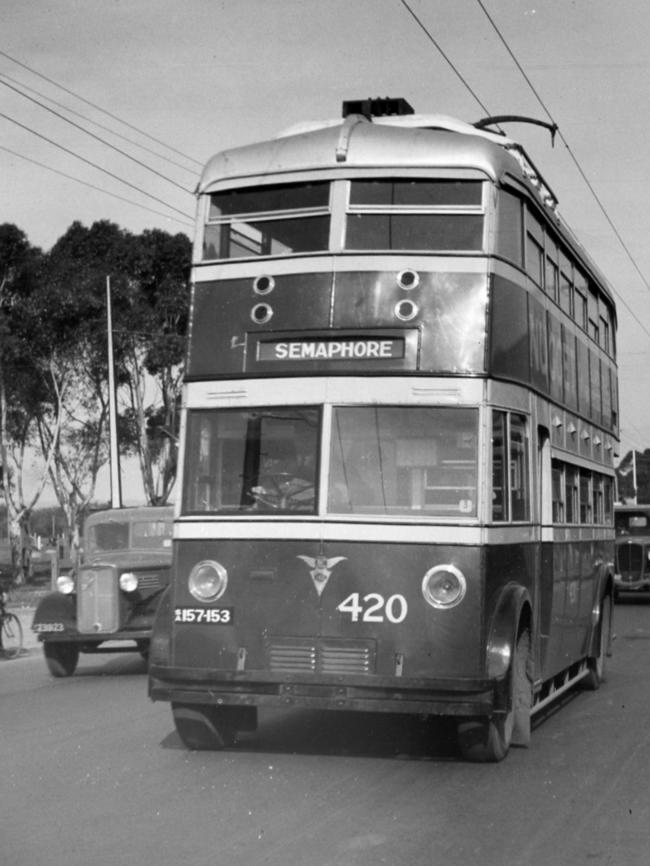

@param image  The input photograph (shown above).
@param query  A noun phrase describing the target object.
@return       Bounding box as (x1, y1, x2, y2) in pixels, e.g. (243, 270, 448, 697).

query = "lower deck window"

(182, 405, 479, 518)
(491, 410, 530, 522)
(328, 406, 478, 517)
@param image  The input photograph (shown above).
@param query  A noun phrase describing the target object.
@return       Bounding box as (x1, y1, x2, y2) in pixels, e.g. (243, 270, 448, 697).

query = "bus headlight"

(188, 560, 228, 602)
(119, 572, 139, 593)
(421, 565, 466, 609)
(56, 574, 75, 595)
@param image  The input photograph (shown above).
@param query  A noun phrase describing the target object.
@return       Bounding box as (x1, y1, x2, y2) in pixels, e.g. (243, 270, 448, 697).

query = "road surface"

(3, 600, 650, 866)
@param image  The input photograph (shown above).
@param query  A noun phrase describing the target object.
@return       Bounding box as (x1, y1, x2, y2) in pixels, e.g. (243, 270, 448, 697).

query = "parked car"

(32, 506, 173, 676)
(614, 504, 650, 598)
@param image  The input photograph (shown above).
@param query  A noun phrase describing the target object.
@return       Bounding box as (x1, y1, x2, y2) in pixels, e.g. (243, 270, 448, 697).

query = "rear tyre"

(582, 593, 612, 691)
(458, 629, 531, 763)
(43, 642, 79, 677)
(172, 703, 239, 750)
(1, 612, 23, 659)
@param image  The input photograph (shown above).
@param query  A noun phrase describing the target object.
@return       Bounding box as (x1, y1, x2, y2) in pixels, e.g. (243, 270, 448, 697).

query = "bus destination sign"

(258, 337, 405, 363)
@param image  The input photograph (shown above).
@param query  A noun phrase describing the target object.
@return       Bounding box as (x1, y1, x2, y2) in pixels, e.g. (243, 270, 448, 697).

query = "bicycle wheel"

(2, 612, 23, 659)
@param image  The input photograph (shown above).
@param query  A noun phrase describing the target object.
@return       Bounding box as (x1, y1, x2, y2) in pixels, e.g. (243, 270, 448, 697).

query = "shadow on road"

(161, 708, 460, 761)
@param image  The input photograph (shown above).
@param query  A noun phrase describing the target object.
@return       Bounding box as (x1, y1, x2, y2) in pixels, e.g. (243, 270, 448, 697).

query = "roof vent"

(342, 97, 414, 119)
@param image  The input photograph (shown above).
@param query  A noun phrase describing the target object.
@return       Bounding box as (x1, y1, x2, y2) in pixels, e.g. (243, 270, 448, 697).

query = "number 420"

(336, 592, 408, 623)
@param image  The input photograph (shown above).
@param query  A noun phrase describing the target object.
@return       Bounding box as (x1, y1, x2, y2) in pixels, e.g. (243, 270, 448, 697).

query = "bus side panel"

(171, 539, 486, 680)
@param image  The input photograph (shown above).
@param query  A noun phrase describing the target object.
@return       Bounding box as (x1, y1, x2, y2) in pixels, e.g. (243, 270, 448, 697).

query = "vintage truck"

(32, 505, 173, 676)
(614, 504, 650, 598)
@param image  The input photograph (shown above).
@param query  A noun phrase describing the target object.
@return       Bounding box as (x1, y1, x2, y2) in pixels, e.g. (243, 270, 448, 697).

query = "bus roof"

(199, 114, 532, 194)
(197, 107, 616, 309)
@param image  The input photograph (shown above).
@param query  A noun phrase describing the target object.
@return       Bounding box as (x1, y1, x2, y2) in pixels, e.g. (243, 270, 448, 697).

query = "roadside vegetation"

(0, 220, 191, 584)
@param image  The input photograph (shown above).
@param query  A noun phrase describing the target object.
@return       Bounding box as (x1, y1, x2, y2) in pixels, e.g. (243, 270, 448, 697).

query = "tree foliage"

(0, 220, 191, 579)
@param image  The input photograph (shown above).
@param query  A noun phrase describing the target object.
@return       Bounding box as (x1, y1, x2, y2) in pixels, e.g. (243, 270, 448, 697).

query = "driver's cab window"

(182, 407, 319, 514)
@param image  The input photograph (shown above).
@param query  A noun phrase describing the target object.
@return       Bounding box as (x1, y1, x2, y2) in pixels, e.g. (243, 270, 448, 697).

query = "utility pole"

(106, 276, 122, 509)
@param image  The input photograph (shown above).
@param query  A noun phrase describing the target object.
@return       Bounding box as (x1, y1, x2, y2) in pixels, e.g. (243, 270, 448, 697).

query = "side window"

(552, 459, 564, 523)
(491, 410, 530, 522)
(579, 470, 593, 524)
(565, 466, 578, 524)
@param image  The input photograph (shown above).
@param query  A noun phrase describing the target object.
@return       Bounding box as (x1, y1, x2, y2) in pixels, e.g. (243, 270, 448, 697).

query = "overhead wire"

(0, 47, 202, 169)
(398, 0, 493, 116)
(0, 144, 193, 229)
(0, 70, 197, 177)
(0, 76, 193, 195)
(473, 0, 650, 343)
(0, 109, 193, 221)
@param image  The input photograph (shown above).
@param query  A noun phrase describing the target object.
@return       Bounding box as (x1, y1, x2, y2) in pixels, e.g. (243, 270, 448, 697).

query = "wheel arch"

(486, 583, 532, 681)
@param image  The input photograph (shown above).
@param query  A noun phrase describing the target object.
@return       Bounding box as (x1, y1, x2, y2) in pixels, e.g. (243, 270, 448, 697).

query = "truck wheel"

(43, 642, 79, 677)
(172, 703, 238, 750)
(457, 629, 531, 762)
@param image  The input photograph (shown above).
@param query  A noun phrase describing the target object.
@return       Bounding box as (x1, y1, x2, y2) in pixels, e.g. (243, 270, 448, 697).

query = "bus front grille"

(267, 637, 376, 675)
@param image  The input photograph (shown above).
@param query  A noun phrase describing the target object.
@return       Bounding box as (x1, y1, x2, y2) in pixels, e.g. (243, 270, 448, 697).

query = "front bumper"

(148, 664, 499, 717)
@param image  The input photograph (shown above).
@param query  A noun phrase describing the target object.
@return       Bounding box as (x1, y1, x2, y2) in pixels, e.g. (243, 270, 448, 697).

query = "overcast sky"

(4, 0, 650, 498)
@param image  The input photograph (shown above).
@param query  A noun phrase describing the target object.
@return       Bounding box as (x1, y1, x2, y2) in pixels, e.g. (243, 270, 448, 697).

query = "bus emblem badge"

(297, 556, 347, 597)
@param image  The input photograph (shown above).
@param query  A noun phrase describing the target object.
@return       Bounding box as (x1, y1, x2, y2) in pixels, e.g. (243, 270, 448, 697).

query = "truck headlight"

(119, 572, 139, 592)
(56, 574, 75, 595)
(188, 560, 228, 602)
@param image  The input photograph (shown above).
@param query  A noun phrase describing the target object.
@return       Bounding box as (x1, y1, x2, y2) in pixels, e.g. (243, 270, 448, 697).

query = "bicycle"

(0, 590, 23, 660)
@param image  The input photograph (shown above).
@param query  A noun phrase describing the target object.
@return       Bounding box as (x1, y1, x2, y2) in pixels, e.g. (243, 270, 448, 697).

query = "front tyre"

(458, 629, 532, 763)
(43, 642, 79, 677)
(172, 703, 237, 750)
(582, 593, 612, 691)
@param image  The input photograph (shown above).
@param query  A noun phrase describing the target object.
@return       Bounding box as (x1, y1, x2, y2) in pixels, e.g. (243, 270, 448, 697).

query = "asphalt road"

(3, 601, 650, 866)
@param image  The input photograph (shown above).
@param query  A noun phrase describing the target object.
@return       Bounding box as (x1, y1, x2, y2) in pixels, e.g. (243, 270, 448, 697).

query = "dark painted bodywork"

(149, 535, 611, 717)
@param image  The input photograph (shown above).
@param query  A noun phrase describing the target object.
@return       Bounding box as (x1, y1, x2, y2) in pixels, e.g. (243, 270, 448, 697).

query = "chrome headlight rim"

(119, 571, 139, 593)
(56, 574, 75, 595)
(421, 564, 467, 610)
(188, 559, 228, 603)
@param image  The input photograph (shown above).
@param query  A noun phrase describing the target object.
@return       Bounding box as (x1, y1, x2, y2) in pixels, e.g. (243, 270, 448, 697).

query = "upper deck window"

(345, 179, 484, 252)
(203, 181, 330, 260)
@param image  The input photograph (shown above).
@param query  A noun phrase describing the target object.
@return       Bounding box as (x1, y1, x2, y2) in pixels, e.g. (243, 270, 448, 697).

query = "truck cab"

(32, 506, 173, 676)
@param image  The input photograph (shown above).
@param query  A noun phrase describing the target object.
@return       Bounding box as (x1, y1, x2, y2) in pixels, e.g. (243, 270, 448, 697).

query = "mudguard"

(485, 583, 532, 681)
(32, 592, 78, 637)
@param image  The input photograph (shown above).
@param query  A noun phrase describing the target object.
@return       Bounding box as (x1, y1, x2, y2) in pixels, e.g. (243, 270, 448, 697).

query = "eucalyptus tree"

(36, 220, 136, 558)
(37, 221, 190, 556)
(116, 228, 190, 505)
(0, 224, 52, 582)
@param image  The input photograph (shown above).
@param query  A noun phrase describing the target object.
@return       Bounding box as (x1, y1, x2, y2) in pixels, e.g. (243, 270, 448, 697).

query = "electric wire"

(0, 110, 193, 221)
(0, 48, 202, 169)
(0, 77, 192, 195)
(0, 144, 193, 230)
(398, 0, 492, 116)
(0, 71, 197, 177)
(474, 0, 650, 343)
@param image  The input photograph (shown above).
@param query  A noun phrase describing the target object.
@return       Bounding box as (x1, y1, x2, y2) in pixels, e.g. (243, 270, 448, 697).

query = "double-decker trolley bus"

(149, 97, 618, 761)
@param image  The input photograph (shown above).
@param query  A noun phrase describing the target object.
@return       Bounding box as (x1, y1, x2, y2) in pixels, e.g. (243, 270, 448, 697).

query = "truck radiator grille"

(267, 637, 376, 675)
(77, 566, 119, 633)
(617, 543, 644, 580)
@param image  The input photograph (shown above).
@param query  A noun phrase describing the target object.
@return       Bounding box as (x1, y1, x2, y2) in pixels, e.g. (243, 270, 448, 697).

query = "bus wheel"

(43, 642, 79, 677)
(457, 629, 531, 763)
(172, 703, 238, 750)
(582, 593, 612, 691)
